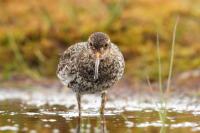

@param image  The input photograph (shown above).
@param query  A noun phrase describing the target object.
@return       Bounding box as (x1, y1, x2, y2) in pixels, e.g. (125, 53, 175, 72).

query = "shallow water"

(0, 88, 199, 133)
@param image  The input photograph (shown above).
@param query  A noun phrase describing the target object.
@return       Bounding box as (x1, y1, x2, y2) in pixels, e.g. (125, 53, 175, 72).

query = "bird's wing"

(57, 42, 87, 85)
(111, 43, 125, 80)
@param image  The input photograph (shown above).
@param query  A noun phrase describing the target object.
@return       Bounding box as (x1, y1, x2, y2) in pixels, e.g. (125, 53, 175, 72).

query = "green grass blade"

(156, 32, 163, 95)
(166, 17, 179, 94)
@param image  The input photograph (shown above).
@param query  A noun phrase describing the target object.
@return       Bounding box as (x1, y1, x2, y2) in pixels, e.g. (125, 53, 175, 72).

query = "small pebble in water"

(22, 127, 28, 132)
(86, 124, 91, 128)
(42, 119, 56, 122)
(44, 124, 51, 128)
(171, 122, 198, 128)
(10, 112, 16, 115)
(49, 119, 57, 122)
(125, 121, 134, 128)
(0, 126, 18, 131)
(52, 129, 60, 133)
(7, 119, 11, 122)
(29, 129, 37, 133)
(192, 127, 200, 132)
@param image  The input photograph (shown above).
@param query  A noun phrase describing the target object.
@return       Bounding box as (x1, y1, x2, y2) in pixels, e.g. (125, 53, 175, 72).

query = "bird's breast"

(78, 56, 119, 83)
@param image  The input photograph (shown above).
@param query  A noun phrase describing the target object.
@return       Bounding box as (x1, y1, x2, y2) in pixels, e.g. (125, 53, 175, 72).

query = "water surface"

(0, 88, 199, 133)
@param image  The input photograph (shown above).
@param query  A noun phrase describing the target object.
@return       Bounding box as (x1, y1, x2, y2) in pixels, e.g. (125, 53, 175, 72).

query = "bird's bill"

(94, 52, 100, 80)
(95, 52, 101, 59)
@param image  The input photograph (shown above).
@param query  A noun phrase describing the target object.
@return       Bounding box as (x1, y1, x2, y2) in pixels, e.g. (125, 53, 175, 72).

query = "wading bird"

(57, 32, 125, 117)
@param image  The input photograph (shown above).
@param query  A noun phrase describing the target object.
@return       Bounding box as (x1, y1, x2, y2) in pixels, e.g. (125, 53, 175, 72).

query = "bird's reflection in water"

(76, 114, 107, 133)
(76, 117, 81, 133)
(100, 114, 107, 133)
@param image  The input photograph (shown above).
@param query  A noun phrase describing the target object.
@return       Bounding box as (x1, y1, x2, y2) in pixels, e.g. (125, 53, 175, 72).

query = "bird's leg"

(76, 93, 81, 118)
(100, 91, 107, 115)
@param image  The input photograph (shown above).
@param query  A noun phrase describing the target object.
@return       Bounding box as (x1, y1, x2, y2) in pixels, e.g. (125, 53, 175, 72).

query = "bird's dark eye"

(104, 43, 108, 48)
(89, 42, 93, 47)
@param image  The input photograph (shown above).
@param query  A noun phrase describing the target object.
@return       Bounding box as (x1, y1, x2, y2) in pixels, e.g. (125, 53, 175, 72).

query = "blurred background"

(0, 1, 200, 133)
(0, 0, 199, 84)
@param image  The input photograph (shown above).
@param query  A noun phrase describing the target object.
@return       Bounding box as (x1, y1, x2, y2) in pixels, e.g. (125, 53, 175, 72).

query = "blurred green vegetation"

(0, 0, 200, 82)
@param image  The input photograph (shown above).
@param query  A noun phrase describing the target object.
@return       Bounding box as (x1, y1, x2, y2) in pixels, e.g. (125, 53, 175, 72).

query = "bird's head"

(88, 32, 111, 60)
(87, 32, 111, 80)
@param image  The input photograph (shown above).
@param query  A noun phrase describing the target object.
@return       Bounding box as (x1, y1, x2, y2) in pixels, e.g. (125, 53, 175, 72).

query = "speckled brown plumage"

(57, 32, 125, 116)
(57, 42, 124, 94)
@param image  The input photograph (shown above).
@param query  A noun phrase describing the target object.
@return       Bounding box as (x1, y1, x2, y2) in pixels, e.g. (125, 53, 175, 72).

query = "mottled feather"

(57, 42, 125, 94)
